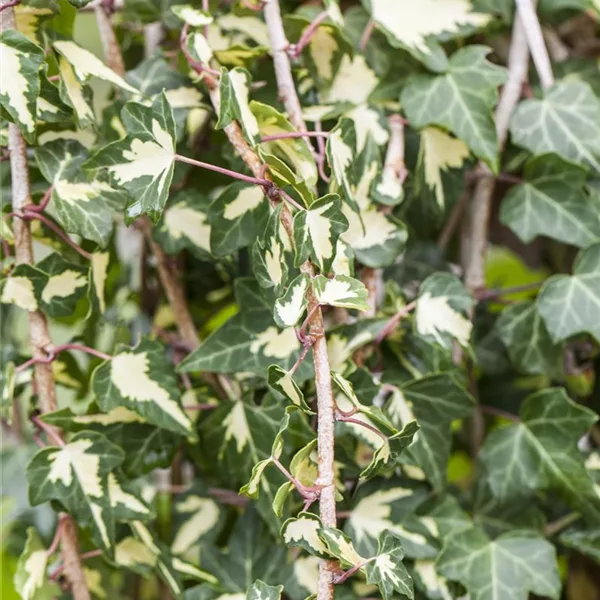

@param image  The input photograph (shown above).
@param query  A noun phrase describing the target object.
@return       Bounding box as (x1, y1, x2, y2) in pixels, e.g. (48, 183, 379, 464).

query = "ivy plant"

(1, 1, 600, 600)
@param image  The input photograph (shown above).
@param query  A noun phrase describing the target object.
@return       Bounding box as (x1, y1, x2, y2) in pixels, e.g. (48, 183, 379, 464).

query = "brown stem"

(375, 300, 417, 344)
(94, 1, 125, 75)
(46, 515, 68, 558)
(26, 185, 54, 213)
(3, 4, 90, 594)
(480, 405, 520, 423)
(544, 512, 580, 537)
(271, 456, 320, 500)
(291, 11, 329, 58)
(182, 403, 218, 411)
(0, 0, 19, 11)
(31, 414, 65, 447)
(260, 131, 329, 143)
(175, 154, 271, 187)
(336, 415, 388, 442)
(359, 19, 375, 52)
(16, 343, 112, 373)
(476, 281, 543, 301)
(51, 549, 103, 581)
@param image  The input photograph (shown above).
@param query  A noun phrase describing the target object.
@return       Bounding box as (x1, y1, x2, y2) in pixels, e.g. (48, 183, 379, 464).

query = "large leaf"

(401, 46, 507, 171)
(92, 339, 194, 437)
(436, 526, 561, 600)
(500, 154, 600, 247)
(179, 279, 311, 378)
(26, 431, 124, 556)
(479, 388, 600, 523)
(36, 140, 124, 247)
(386, 374, 475, 489)
(496, 302, 563, 376)
(510, 81, 600, 174)
(85, 93, 177, 224)
(0, 30, 44, 142)
(537, 242, 600, 342)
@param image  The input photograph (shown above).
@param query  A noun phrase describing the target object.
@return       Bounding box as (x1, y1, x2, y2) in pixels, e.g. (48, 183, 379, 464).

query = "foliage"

(1, 1, 600, 600)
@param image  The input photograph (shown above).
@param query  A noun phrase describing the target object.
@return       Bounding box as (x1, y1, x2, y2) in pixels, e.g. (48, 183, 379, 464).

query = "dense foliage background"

(1, 0, 600, 599)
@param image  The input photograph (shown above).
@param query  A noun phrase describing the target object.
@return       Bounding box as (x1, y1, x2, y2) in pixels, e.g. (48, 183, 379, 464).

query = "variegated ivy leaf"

(327, 319, 388, 372)
(179, 279, 311, 377)
(496, 302, 563, 376)
(510, 81, 600, 174)
(38, 74, 73, 124)
(386, 375, 475, 490)
(14, 2, 57, 45)
(172, 493, 222, 555)
(327, 118, 359, 211)
(413, 560, 454, 600)
(85, 93, 177, 224)
(130, 521, 217, 594)
(313, 275, 369, 311)
(267, 365, 313, 414)
(252, 101, 318, 189)
(537, 242, 600, 342)
(36, 253, 88, 318)
(240, 407, 296, 499)
(284, 15, 353, 88)
(114, 536, 156, 576)
(0, 30, 44, 142)
(216, 68, 260, 145)
(26, 431, 124, 556)
(247, 580, 283, 600)
(319, 526, 366, 568)
(420, 127, 470, 208)
(185, 30, 214, 66)
(208, 182, 270, 257)
(53, 41, 138, 94)
(14, 528, 60, 600)
(322, 54, 379, 106)
(253, 205, 290, 295)
(500, 154, 600, 247)
(293, 194, 348, 272)
(362, 0, 490, 67)
(364, 532, 413, 600)
(171, 4, 214, 26)
(0, 265, 45, 312)
(281, 512, 331, 559)
(401, 46, 507, 172)
(108, 473, 153, 522)
(345, 483, 437, 559)
(480, 388, 600, 522)
(360, 420, 420, 480)
(415, 273, 473, 348)
(436, 526, 560, 600)
(92, 339, 194, 437)
(42, 405, 179, 478)
(154, 190, 212, 258)
(273, 274, 309, 328)
(56, 55, 95, 128)
(341, 139, 408, 268)
(88, 252, 110, 314)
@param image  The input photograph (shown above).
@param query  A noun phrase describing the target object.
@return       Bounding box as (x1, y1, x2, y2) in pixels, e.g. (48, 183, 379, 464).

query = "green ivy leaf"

(510, 81, 600, 174)
(386, 375, 475, 489)
(0, 30, 45, 142)
(208, 182, 270, 257)
(401, 46, 507, 171)
(480, 388, 600, 522)
(363, 531, 413, 600)
(26, 431, 124, 556)
(500, 154, 599, 247)
(496, 302, 563, 376)
(293, 194, 348, 272)
(537, 242, 600, 342)
(92, 339, 194, 437)
(85, 93, 177, 224)
(436, 526, 561, 600)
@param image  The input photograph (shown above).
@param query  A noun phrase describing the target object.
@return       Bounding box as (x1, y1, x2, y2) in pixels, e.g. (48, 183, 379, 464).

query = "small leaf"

(436, 526, 561, 600)
(313, 275, 369, 311)
(537, 243, 600, 342)
(217, 68, 260, 145)
(293, 194, 348, 272)
(92, 339, 194, 436)
(14, 528, 60, 600)
(415, 273, 473, 348)
(273, 274, 309, 328)
(281, 512, 331, 559)
(319, 526, 365, 567)
(171, 4, 213, 26)
(247, 580, 283, 600)
(401, 46, 507, 171)
(510, 81, 600, 174)
(500, 154, 599, 247)
(364, 532, 413, 600)
(0, 30, 44, 142)
(85, 93, 177, 224)
(267, 365, 313, 413)
(253, 206, 289, 294)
